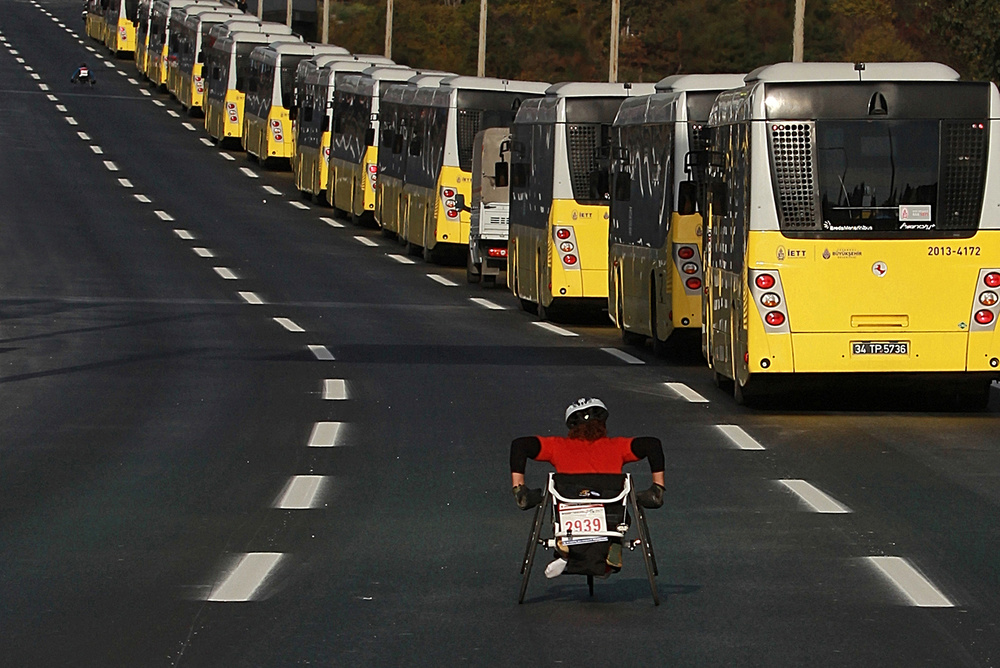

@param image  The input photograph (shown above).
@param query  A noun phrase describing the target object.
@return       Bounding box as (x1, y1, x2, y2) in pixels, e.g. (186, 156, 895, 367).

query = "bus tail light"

(366, 163, 378, 189)
(674, 244, 703, 295)
(972, 269, 1000, 331)
(269, 119, 283, 143)
(440, 186, 460, 221)
(749, 270, 790, 333)
(553, 227, 580, 270)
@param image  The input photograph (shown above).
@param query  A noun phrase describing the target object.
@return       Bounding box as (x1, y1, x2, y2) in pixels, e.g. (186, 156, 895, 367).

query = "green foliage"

(318, 0, 996, 84)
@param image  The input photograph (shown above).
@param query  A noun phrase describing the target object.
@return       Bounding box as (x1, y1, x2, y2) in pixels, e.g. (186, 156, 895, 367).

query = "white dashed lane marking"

(715, 424, 764, 449)
(273, 317, 304, 332)
(777, 480, 851, 513)
(77, 132, 90, 140)
(90, 146, 103, 154)
(65, 116, 77, 125)
(427, 274, 457, 287)
(213, 267, 238, 280)
(193, 247, 214, 258)
(117, 178, 133, 188)
(354, 236, 378, 247)
(239, 167, 258, 178)
(219, 152, 235, 161)
(323, 379, 347, 400)
(167, 110, 179, 117)
(182, 122, 196, 131)
(532, 321, 578, 337)
(867, 557, 954, 607)
(154, 210, 174, 221)
(664, 382, 709, 403)
(174, 229, 195, 240)
(320, 216, 343, 228)
(134, 194, 151, 203)
(470, 297, 505, 310)
(307, 421, 343, 447)
(289, 201, 309, 210)
(388, 254, 414, 265)
(103, 161, 118, 171)
(207, 552, 283, 602)
(238, 291, 264, 304)
(308, 345, 335, 361)
(56, 104, 66, 112)
(199, 137, 213, 147)
(275, 476, 327, 509)
(153, 100, 165, 107)
(600, 347, 645, 365)
(262, 185, 281, 195)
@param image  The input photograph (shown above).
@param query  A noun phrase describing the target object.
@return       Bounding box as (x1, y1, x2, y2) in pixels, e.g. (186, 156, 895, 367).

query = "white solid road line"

(469, 297, 505, 310)
(308, 344, 335, 360)
(664, 382, 709, 403)
(275, 475, 327, 509)
(427, 274, 458, 287)
(532, 321, 578, 337)
(273, 317, 304, 332)
(213, 267, 238, 280)
(308, 421, 343, 447)
(323, 379, 347, 400)
(154, 210, 174, 221)
(354, 236, 378, 247)
(320, 216, 343, 228)
(173, 229, 194, 240)
(777, 480, 851, 513)
(600, 347, 645, 365)
(207, 552, 283, 602)
(867, 556, 954, 607)
(238, 291, 264, 304)
(193, 248, 214, 257)
(388, 254, 415, 265)
(715, 424, 764, 450)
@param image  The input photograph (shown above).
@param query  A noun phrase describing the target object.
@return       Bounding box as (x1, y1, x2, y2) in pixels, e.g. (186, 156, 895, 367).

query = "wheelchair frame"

(518, 472, 659, 605)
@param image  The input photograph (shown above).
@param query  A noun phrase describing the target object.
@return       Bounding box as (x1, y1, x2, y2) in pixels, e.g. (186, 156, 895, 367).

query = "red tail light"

(985, 272, 1000, 288)
(685, 277, 702, 290)
(442, 188, 456, 198)
(677, 246, 695, 260)
(563, 254, 578, 265)
(556, 228, 571, 240)
(368, 164, 378, 174)
(446, 209, 459, 219)
(975, 310, 995, 325)
(755, 274, 775, 290)
(765, 311, 785, 326)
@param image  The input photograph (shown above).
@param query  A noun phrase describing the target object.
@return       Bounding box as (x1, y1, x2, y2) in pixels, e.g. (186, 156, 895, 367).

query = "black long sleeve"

(630, 436, 664, 473)
(509, 436, 542, 474)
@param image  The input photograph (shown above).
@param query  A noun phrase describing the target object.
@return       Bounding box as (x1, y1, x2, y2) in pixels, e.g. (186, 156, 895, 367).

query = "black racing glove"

(512, 484, 543, 510)
(636, 483, 665, 509)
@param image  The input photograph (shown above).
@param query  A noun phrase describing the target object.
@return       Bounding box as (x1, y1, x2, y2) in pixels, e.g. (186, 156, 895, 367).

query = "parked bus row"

(81, 7, 1000, 406)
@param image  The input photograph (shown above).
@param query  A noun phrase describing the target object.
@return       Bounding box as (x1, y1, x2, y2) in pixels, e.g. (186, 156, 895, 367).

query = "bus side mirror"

(289, 106, 298, 121)
(455, 194, 470, 212)
(364, 128, 375, 146)
(494, 161, 509, 188)
(678, 181, 697, 215)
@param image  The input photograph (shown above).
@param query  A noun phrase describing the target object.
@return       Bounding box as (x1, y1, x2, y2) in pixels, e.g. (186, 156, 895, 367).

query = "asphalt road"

(1, 2, 1000, 666)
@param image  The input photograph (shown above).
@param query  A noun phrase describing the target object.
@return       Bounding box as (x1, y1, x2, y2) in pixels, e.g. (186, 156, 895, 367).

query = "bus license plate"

(851, 341, 909, 355)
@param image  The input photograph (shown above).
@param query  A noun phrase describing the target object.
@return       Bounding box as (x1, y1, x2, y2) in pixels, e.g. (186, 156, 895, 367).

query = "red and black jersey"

(510, 435, 663, 474)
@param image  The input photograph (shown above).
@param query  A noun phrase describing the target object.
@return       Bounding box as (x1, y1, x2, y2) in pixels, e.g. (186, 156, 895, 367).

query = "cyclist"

(70, 63, 95, 86)
(509, 397, 665, 578)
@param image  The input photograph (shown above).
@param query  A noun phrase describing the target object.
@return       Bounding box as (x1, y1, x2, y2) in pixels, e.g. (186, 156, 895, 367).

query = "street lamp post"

(385, 0, 393, 59)
(609, 0, 620, 83)
(477, 0, 487, 77)
(322, 0, 329, 43)
(793, 0, 805, 62)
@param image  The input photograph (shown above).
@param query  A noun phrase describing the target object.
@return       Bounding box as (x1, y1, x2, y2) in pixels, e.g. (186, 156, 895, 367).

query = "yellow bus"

(203, 29, 299, 144)
(609, 74, 744, 353)
(293, 56, 395, 202)
(134, 0, 155, 76)
(702, 62, 1000, 406)
(376, 74, 453, 239)
(400, 77, 549, 263)
(166, 5, 243, 99)
(84, 0, 108, 43)
(243, 42, 349, 167)
(328, 67, 416, 225)
(147, 0, 222, 88)
(172, 8, 249, 111)
(103, 0, 139, 57)
(507, 82, 654, 318)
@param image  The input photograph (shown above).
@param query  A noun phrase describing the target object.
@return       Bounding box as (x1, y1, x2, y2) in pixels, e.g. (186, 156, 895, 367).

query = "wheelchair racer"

(509, 397, 665, 578)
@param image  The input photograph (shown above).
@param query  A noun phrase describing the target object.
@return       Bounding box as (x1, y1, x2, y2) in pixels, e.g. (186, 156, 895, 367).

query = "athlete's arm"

(631, 436, 665, 487)
(509, 436, 541, 487)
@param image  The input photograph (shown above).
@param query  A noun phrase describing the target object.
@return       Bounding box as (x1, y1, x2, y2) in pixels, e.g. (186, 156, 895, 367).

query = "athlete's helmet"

(565, 397, 609, 428)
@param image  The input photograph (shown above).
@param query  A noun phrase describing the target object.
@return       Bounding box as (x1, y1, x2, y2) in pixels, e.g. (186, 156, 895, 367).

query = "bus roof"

(613, 92, 682, 126)
(359, 66, 416, 81)
(745, 61, 961, 83)
(655, 73, 746, 92)
(438, 76, 550, 94)
(254, 42, 346, 61)
(216, 31, 300, 50)
(408, 73, 451, 87)
(179, 8, 244, 28)
(545, 81, 656, 98)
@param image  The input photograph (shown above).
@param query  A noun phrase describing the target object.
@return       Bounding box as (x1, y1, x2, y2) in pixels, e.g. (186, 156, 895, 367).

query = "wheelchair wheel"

(518, 489, 548, 604)
(637, 505, 659, 577)
(631, 492, 660, 606)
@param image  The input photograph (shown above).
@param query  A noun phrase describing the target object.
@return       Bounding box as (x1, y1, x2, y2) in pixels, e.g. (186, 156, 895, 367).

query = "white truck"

(462, 127, 511, 286)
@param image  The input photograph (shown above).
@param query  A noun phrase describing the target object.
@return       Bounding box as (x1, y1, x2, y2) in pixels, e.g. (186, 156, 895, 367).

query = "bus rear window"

(771, 119, 987, 235)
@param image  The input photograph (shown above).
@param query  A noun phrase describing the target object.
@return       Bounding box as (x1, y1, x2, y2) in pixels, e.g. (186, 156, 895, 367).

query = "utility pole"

(385, 0, 393, 59)
(256, 0, 262, 20)
(609, 0, 620, 83)
(477, 0, 487, 77)
(322, 0, 329, 43)
(286, 0, 292, 28)
(793, 0, 805, 62)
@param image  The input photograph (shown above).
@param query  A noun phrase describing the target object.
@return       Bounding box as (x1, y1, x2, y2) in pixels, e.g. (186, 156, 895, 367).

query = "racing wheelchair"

(518, 472, 659, 605)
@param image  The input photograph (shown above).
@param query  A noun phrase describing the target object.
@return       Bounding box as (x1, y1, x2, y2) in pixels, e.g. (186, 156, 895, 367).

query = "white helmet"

(564, 397, 609, 428)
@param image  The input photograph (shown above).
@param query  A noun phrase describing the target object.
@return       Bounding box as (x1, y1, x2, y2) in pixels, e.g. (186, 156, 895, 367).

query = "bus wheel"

(649, 290, 668, 356)
(617, 286, 643, 346)
(466, 255, 481, 284)
(713, 370, 734, 393)
(734, 375, 765, 407)
(951, 380, 992, 411)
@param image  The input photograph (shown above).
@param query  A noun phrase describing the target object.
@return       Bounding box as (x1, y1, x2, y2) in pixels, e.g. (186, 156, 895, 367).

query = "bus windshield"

(816, 119, 939, 233)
